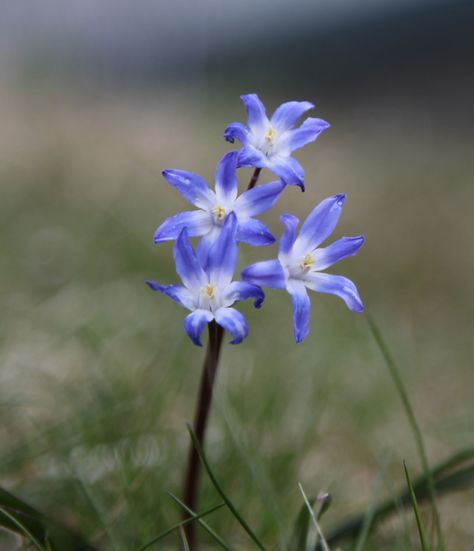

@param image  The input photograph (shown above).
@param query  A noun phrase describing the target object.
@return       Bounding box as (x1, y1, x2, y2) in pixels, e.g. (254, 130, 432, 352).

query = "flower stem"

(247, 167, 262, 190)
(183, 320, 224, 549)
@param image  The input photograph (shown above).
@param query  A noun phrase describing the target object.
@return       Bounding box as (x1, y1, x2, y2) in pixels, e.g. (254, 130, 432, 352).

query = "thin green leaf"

(0, 506, 45, 551)
(187, 424, 268, 551)
(289, 497, 315, 551)
(404, 461, 428, 550)
(179, 526, 191, 551)
(166, 492, 235, 551)
(299, 483, 330, 551)
(0, 486, 96, 551)
(136, 501, 225, 551)
(366, 313, 444, 551)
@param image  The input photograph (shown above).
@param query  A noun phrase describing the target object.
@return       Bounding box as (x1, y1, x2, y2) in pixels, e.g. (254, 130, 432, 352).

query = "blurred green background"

(1, 1, 473, 549)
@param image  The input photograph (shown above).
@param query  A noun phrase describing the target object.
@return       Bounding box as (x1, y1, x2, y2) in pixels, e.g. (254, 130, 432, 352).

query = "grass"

(0, 82, 473, 549)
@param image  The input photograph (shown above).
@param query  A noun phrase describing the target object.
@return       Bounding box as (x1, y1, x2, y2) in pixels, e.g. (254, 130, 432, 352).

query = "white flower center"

(199, 282, 221, 311)
(286, 253, 316, 279)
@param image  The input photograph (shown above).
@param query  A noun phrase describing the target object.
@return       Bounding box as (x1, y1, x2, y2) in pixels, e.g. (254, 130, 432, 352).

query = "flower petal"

(173, 229, 207, 290)
(162, 169, 215, 209)
(293, 194, 346, 254)
(234, 180, 285, 217)
(281, 117, 330, 152)
(206, 212, 238, 288)
(241, 93, 267, 131)
(287, 278, 311, 343)
(214, 307, 249, 344)
(196, 226, 220, 269)
(237, 217, 275, 247)
(241, 259, 286, 289)
(145, 282, 196, 310)
(278, 213, 300, 259)
(237, 145, 267, 168)
(215, 151, 239, 203)
(270, 156, 305, 190)
(222, 281, 264, 309)
(184, 309, 214, 346)
(224, 122, 249, 144)
(304, 272, 364, 313)
(154, 210, 212, 243)
(312, 236, 365, 271)
(270, 100, 314, 131)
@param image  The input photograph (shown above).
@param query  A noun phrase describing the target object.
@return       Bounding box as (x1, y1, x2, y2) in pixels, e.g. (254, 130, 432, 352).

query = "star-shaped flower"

(242, 194, 364, 343)
(154, 151, 285, 259)
(224, 93, 330, 191)
(147, 213, 264, 346)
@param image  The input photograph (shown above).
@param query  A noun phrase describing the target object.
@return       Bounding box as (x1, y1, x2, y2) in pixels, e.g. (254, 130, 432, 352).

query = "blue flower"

(154, 151, 285, 259)
(241, 195, 364, 343)
(147, 213, 264, 346)
(224, 94, 330, 191)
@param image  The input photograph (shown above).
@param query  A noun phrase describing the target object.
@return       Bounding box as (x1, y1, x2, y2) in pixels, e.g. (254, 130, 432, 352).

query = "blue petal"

(184, 309, 214, 346)
(241, 259, 286, 289)
(196, 227, 220, 269)
(237, 217, 275, 247)
(270, 156, 305, 190)
(145, 281, 196, 310)
(270, 100, 314, 131)
(287, 279, 311, 343)
(162, 169, 215, 209)
(224, 122, 249, 144)
(237, 145, 267, 168)
(206, 212, 238, 288)
(234, 180, 285, 217)
(222, 281, 264, 309)
(241, 93, 267, 131)
(154, 210, 212, 243)
(214, 307, 249, 344)
(174, 229, 207, 290)
(313, 236, 365, 271)
(304, 272, 364, 313)
(215, 151, 239, 203)
(278, 213, 300, 258)
(281, 118, 330, 152)
(293, 194, 346, 254)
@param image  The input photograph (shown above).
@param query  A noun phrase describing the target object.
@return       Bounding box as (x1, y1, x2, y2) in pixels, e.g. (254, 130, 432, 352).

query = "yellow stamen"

(213, 205, 226, 222)
(202, 284, 215, 299)
(301, 254, 314, 270)
(265, 126, 276, 144)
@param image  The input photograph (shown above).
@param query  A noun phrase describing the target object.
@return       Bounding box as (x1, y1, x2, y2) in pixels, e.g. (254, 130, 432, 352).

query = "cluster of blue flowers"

(147, 94, 364, 345)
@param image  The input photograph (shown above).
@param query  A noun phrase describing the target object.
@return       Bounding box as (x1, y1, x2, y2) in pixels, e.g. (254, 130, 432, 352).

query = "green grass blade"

(0, 486, 97, 551)
(187, 424, 268, 551)
(366, 313, 444, 550)
(298, 483, 330, 551)
(289, 496, 315, 551)
(404, 461, 428, 550)
(179, 525, 191, 551)
(0, 506, 45, 551)
(136, 501, 225, 551)
(166, 492, 235, 551)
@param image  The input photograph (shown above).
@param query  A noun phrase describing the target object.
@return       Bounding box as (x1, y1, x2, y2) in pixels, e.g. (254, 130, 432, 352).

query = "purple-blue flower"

(147, 213, 264, 346)
(154, 151, 285, 258)
(224, 93, 330, 191)
(241, 194, 364, 343)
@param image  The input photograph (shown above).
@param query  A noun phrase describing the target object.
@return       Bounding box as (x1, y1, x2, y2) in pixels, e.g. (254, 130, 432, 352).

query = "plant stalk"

(183, 320, 224, 549)
(247, 167, 262, 190)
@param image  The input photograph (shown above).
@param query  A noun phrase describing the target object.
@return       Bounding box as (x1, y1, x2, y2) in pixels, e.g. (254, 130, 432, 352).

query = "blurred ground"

(0, 2, 473, 549)
(0, 77, 472, 549)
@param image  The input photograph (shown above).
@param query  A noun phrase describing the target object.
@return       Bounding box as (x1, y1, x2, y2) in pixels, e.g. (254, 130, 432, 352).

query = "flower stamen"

(213, 205, 226, 223)
(301, 254, 314, 270)
(265, 126, 277, 145)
